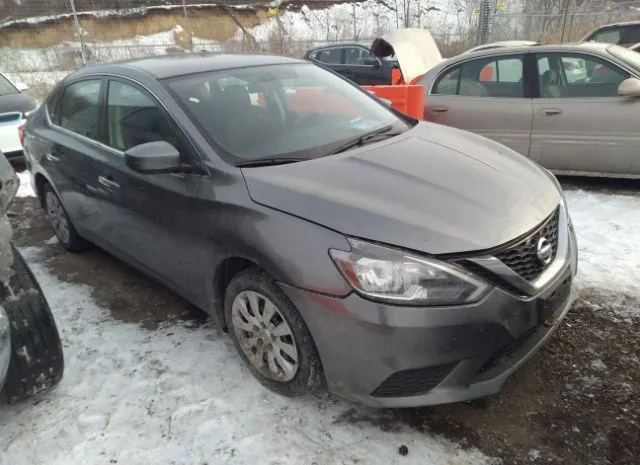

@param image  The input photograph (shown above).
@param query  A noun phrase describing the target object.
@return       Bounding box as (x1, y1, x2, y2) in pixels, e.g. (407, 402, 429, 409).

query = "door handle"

(45, 153, 59, 162)
(431, 106, 449, 113)
(98, 176, 119, 190)
(542, 108, 562, 116)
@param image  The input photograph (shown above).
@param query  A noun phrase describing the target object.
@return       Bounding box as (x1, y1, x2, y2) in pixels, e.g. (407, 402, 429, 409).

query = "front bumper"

(0, 305, 10, 388)
(282, 208, 578, 408)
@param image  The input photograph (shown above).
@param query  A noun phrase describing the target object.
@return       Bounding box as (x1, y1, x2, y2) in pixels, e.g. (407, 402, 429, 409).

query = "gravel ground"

(7, 174, 640, 465)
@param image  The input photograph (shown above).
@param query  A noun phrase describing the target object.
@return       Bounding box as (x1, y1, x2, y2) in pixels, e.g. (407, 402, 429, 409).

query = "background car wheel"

(43, 183, 88, 252)
(1, 246, 64, 404)
(224, 267, 324, 397)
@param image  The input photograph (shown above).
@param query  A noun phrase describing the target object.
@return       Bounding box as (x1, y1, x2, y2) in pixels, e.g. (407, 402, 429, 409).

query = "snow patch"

(16, 171, 36, 198)
(565, 189, 640, 315)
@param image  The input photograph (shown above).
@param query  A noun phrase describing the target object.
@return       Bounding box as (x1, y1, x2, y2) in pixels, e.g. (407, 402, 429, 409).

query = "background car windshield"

(168, 63, 404, 163)
(0, 74, 18, 97)
(608, 44, 640, 71)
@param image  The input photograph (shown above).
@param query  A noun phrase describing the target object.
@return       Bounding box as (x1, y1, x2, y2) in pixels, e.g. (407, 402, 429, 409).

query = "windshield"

(607, 44, 640, 72)
(0, 74, 18, 97)
(167, 63, 408, 164)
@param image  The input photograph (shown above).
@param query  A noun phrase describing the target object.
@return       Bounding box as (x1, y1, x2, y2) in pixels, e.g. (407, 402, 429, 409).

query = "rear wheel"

(224, 267, 324, 396)
(43, 183, 88, 252)
(1, 246, 64, 404)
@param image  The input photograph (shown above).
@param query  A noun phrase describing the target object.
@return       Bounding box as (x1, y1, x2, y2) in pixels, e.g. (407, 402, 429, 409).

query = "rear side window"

(314, 48, 342, 64)
(432, 55, 524, 98)
(59, 80, 101, 140)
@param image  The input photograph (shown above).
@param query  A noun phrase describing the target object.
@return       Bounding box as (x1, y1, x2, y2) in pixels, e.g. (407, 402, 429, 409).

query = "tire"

(224, 267, 324, 397)
(42, 183, 88, 252)
(1, 246, 64, 404)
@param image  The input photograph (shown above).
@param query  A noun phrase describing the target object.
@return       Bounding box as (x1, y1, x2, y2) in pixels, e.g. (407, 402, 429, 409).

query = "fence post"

(182, 0, 194, 52)
(69, 0, 87, 66)
(560, 5, 570, 43)
(476, 0, 491, 45)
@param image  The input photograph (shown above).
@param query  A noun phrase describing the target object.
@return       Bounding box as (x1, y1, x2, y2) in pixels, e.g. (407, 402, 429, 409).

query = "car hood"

(370, 28, 444, 84)
(0, 93, 36, 114)
(242, 123, 562, 255)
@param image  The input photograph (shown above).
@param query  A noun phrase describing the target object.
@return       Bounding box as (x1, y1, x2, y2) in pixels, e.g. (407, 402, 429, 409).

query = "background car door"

(424, 53, 533, 156)
(343, 45, 387, 85)
(38, 78, 107, 241)
(95, 78, 211, 302)
(530, 52, 640, 176)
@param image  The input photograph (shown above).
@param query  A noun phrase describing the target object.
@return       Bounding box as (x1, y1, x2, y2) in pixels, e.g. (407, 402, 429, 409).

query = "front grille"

(495, 207, 560, 282)
(0, 112, 21, 125)
(371, 362, 457, 398)
(477, 327, 537, 374)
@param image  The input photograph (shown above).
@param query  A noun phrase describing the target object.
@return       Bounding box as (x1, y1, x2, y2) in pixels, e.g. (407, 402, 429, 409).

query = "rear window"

(608, 44, 640, 72)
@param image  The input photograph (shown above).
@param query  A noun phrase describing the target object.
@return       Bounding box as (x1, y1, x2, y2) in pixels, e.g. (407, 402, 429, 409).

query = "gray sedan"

(416, 43, 640, 178)
(24, 53, 577, 407)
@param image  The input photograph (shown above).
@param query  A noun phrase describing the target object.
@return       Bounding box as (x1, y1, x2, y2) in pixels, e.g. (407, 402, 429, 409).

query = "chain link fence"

(1, 0, 639, 99)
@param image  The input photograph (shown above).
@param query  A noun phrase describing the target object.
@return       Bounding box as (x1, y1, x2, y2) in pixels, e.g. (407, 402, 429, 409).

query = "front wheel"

(224, 267, 324, 397)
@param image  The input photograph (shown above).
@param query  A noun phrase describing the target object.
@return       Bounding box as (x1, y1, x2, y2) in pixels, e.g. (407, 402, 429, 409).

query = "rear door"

(530, 51, 640, 176)
(425, 53, 533, 156)
(38, 78, 107, 241)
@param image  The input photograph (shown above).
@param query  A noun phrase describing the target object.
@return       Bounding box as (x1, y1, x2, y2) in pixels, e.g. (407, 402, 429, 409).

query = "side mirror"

(363, 56, 381, 68)
(124, 141, 183, 173)
(16, 82, 28, 92)
(618, 77, 640, 97)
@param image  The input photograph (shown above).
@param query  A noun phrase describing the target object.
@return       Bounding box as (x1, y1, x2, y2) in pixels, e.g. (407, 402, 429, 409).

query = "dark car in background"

(581, 20, 640, 47)
(23, 53, 577, 407)
(303, 42, 399, 85)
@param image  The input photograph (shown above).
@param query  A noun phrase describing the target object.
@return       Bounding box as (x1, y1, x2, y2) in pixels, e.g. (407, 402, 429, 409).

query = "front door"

(94, 78, 211, 303)
(343, 46, 387, 85)
(425, 53, 533, 157)
(530, 52, 640, 176)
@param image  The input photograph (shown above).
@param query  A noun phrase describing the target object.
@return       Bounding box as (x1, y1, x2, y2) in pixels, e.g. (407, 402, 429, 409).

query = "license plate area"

(538, 275, 572, 324)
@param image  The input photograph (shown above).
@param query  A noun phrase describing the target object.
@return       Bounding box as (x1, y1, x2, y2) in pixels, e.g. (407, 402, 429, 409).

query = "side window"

(432, 67, 461, 95)
(591, 29, 621, 44)
(59, 80, 101, 140)
(432, 56, 524, 98)
(46, 88, 64, 125)
(107, 80, 185, 156)
(537, 53, 628, 98)
(314, 48, 342, 64)
(344, 47, 371, 65)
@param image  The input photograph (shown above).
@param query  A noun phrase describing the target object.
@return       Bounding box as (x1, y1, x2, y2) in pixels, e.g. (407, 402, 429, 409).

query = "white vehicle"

(0, 72, 37, 163)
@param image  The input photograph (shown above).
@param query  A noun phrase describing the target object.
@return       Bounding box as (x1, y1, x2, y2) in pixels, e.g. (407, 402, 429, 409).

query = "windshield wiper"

(324, 125, 401, 156)
(235, 157, 309, 168)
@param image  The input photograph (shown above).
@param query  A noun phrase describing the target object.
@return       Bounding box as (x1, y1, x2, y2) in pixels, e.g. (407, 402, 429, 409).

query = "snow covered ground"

(1, 174, 638, 464)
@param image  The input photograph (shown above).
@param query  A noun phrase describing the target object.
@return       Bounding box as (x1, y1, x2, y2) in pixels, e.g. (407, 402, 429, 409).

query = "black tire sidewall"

(224, 267, 324, 397)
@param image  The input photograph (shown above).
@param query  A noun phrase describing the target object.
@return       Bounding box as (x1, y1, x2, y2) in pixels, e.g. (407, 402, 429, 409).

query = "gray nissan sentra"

(22, 53, 578, 407)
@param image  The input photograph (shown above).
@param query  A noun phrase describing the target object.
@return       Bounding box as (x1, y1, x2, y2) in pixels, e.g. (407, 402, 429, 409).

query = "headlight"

(329, 239, 489, 306)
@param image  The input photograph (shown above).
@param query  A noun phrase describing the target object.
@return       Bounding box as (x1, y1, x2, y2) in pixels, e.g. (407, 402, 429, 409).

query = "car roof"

(458, 41, 612, 59)
(74, 52, 305, 80)
(305, 42, 371, 53)
(588, 20, 640, 30)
